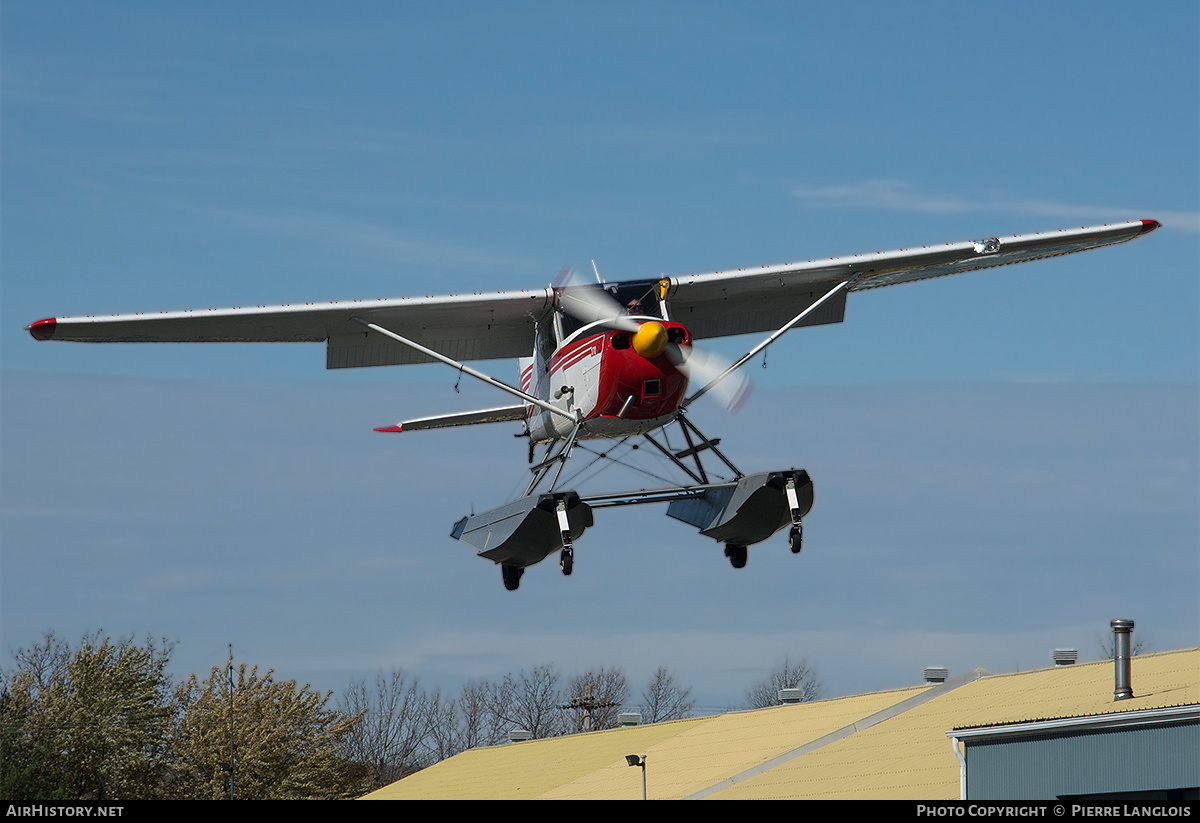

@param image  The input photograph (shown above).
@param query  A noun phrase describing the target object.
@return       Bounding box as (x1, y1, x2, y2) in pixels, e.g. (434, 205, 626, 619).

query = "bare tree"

(455, 678, 509, 749)
(1098, 632, 1149, 660)
(425, 694, 462, 764)
(426, 677, 511, 761)
(562, 667, 628, 733)
(745, 656, 821, 709)
(339, 668, 439, 787)
(639, 666, 694, 723)
(489, 664, 563, 739)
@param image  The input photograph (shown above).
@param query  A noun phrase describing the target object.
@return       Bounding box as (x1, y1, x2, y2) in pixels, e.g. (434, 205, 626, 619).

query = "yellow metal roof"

(542, 685, 929, 800)
(364, 648, 1199, 800)
(714, 648, 1200, 800)
(361, 716, 714, 800)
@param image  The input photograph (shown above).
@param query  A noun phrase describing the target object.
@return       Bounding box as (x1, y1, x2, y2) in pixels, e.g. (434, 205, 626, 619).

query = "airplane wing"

(661, 220, 1160, 340)
(28, 220, 1159, 361)
(28, 289, 553, 368)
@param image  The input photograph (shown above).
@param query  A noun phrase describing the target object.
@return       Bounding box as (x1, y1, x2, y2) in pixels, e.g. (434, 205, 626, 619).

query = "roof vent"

(1053, 649, 1078, 665)
(778, 688, 805, 704)
(507, 729, 532, 742)
(1111, 618, 1135, 700)
(923, 667, 948, 684)
(619, 712, 642, 726)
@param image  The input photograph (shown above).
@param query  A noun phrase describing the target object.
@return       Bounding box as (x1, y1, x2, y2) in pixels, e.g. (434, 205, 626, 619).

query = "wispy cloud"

(203, 207, 541, 273)
(791, 179, 1200, 233)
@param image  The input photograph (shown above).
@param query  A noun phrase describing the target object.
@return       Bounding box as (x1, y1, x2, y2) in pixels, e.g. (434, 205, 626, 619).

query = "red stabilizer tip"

(1139, 220, 1161, 234)
(373, 425, 403, 433)
(27, 318, 57, 340)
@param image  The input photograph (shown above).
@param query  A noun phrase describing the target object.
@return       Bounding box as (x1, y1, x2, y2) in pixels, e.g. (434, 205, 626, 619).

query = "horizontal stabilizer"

(375, 404, 527, 433)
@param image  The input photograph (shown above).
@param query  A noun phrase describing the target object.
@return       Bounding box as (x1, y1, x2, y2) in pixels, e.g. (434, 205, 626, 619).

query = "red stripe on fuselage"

(548, 335, 604, 373)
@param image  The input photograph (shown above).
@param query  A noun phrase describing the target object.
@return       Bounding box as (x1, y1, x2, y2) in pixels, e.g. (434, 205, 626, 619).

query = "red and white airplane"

(28, 220, 1160, 589)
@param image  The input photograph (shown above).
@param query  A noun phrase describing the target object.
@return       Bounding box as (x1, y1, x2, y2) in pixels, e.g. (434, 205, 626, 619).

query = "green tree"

(171, 661, 368, 799)
(0, 631, 174, 800)
(0, 683, 54, 799)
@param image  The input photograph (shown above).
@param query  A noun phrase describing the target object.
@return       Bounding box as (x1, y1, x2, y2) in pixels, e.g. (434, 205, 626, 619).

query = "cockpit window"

(606, 281, 662, 318)
(558, 279, 664, 337)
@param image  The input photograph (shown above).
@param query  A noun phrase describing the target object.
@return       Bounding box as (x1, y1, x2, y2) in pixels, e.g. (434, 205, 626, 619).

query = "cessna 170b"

(28, 220, 1160, 590)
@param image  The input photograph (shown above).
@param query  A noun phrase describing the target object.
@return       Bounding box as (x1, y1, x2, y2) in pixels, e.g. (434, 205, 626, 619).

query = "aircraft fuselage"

(521, 318, 691, 444)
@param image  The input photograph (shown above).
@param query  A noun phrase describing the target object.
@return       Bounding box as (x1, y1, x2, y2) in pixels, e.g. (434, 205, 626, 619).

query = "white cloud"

(791, 179, 1200, 233)
(203, 207, 541, 272)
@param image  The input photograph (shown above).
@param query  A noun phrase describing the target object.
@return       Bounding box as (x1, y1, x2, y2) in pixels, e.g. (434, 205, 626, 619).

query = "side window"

(536, 321, 556, 367)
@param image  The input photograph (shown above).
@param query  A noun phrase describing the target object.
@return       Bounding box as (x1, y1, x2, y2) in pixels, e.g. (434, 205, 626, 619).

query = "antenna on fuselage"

(591, 260, 602, 284)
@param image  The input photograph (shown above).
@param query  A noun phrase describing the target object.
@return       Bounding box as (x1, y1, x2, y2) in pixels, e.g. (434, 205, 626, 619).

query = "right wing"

(27, 289, 553, 369)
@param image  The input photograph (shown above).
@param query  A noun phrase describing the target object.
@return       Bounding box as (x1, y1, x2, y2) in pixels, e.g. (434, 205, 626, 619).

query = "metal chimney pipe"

(1110, 619, 1135, 700)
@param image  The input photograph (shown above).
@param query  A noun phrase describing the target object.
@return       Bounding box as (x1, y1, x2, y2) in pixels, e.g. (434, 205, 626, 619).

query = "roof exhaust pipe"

(1110, 618, 1135, 701)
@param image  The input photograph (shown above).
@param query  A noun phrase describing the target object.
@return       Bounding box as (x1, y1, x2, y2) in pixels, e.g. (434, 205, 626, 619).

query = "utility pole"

(226, 645, 235, 800)
(560, 684, 619, 733)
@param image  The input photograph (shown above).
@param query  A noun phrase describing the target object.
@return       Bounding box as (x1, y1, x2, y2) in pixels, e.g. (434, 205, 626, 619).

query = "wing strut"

(351, 317, 576, 423)
(681, 276, 858, 409)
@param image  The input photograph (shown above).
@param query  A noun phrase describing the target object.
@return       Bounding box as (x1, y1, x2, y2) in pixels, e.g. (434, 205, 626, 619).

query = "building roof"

(362, 648, 1199, 800)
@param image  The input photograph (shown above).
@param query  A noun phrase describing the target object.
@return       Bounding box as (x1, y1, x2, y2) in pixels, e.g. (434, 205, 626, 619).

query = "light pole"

(625, 754, 646, 800)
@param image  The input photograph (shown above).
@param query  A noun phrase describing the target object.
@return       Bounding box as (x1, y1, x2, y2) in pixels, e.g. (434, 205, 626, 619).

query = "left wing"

(661, 220, 1160, 340)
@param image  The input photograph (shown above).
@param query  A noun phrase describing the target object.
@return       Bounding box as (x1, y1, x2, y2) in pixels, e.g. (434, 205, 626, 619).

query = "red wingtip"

(26, 318, 57, 340)
(1139, 219, 1161, 235)
(373, 425, 404, 433)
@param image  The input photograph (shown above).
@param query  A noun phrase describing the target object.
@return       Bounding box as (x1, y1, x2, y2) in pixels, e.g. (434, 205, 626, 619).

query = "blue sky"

(2, 3, 1197, 710)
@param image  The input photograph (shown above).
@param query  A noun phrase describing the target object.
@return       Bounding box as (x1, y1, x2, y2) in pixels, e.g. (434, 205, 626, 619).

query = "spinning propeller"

(553, 267, 752, 413)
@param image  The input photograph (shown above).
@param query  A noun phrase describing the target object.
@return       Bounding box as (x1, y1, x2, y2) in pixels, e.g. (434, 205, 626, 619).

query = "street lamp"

(625, 754, 646, 800)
